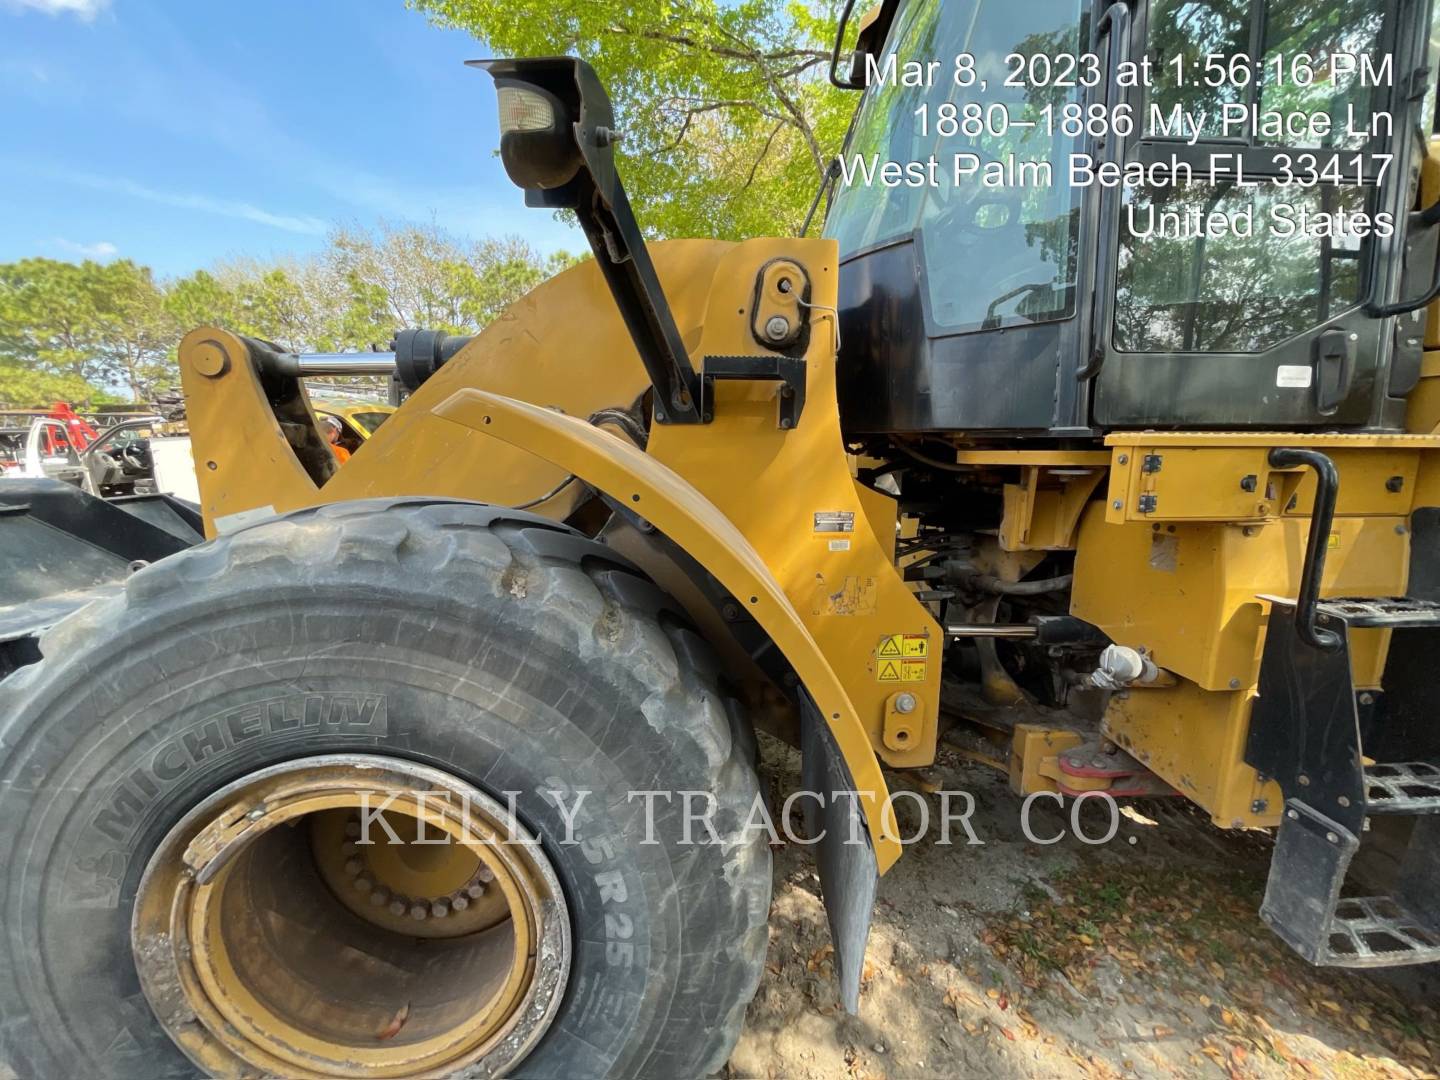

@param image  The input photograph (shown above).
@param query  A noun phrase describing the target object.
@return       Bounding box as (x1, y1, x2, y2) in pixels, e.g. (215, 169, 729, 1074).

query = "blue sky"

(0, 0, 581, 278)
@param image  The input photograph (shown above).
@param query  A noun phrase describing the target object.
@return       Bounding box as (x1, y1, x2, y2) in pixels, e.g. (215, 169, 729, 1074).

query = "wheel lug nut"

(345, 820, 361, 839)
(389, 898, 407, 916)
(465, 883, 485, 899)
(370, 887, 390, 907)
(344, 858, 364, 876)
(476, 865, 495, 883)
(409, 903, 427, 921)
(431, 901, 449, 918)
(452, 894, 469, 911)
(353, 874, 373, 894)
(341, 841, 359, 856)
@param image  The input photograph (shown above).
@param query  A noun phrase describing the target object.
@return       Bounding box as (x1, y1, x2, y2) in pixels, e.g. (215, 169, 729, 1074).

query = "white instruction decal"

(1276, 365, 1313, 389)
(813, 511, 855, 534)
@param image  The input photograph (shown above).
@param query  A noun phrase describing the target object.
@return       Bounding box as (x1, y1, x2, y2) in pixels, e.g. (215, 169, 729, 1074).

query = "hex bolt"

(1338, 796, 1351, 808)
(466, 883, 486, 899)
(353, 874, 373, 894)
(1287, 809, 1299, 820)
(431, 901, 450, 919)
(1298, 774, 1310, 786)
(764, 316, 792, 342)
(1358, 692, 1375, 706)
(389, 898, 407, 916)
(777, 277, 793, 293)
(1117, 454, 1129, 465)
(1112, 500, 1123, 511)
(894, 692, 917, 715)
(1229, 678, 1241, 689)
(452, 894, 470, 912)
(344, 858, 364, 877)
(370, 887, 390, 907)
(1326, 831, 1339, 844)
(476, 865, 496, 884)
(409, 903, 428, 921)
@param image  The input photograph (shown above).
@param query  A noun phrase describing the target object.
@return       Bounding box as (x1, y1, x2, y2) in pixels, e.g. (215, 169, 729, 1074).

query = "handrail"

(1269, 447, 1343, 651)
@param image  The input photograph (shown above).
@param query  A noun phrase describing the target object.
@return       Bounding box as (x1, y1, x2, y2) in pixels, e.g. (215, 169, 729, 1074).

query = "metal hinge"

(1141, 453, 1163, 474)
(1138, 493, 1159, 514)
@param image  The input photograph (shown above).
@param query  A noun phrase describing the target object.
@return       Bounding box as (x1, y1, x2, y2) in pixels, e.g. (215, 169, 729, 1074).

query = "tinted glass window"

(1115, 182, 1366, 353)
(1119, 0, 1386, 355)
(1257, 0, 1385, 150)
(827, 0, 1086, 333)
(1145, 0, 1251, 140)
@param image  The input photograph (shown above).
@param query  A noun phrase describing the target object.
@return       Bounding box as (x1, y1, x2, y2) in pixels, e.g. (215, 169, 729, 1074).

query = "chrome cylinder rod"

(944, 624, 1039, 639)
(259, 351, 398, 377)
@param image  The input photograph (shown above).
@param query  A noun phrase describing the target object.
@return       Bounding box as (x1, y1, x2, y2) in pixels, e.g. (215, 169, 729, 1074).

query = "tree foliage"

(411, 0, 856, 238)
(0, 224, 575, 406)
(0, 258, 173, 404)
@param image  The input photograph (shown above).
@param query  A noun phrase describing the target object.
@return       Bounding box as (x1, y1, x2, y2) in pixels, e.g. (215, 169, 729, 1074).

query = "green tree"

(0, 258, 175, 404)
(409, 0, 855, 239)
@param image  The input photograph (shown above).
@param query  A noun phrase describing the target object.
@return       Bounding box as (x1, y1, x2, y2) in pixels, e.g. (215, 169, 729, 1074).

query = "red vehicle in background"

(38, 402, 101, 457)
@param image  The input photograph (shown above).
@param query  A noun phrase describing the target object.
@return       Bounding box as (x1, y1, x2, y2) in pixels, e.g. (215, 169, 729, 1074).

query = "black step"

(1264, 803, 1440, 967)
(1365, 762, 1440, 813)
(1315, 597, 1440, 629)
(1325, 895, 1440, 966)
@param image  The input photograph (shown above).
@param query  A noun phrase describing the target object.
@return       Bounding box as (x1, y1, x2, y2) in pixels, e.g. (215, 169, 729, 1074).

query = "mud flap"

(800, 692, 878, 1014)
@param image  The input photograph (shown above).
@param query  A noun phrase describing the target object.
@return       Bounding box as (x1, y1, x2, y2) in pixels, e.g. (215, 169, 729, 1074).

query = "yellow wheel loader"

(4, 0, 1440, 1075)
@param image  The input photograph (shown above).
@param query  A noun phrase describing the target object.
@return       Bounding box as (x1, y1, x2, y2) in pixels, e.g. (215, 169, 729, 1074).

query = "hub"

(131, 755, 569, 1078)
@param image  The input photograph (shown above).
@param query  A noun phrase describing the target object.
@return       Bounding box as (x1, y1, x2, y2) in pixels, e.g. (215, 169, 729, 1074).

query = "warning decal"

(876, 635, 930, 682)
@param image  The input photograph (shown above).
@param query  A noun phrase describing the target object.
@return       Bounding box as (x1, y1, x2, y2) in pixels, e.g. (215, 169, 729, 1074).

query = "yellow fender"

(434, 387, 903, 872)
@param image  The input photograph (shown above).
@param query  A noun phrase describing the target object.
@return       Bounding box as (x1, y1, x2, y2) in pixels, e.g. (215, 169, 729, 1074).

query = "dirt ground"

(726, 736, 1440, 1080)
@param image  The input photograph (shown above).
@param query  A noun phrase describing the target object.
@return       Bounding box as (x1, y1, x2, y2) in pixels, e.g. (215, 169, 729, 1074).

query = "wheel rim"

(131, 755, 570, 1078)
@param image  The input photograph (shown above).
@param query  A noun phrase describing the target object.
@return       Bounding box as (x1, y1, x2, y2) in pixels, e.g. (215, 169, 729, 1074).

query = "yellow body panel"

(644, 241, 941, 770)
(1072, 506, 1407, 693)
(1072, 434, 1424, 827)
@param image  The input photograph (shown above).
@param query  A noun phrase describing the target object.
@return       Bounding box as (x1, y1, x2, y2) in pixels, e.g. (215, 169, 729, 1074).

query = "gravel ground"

(726, 735, 1440, 1080)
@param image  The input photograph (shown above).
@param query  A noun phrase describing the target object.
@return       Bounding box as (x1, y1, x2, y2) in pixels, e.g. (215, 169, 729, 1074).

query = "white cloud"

(37, 168, 329, 235)
(1, 0, 109, 20)
(54, 238, 118, 259)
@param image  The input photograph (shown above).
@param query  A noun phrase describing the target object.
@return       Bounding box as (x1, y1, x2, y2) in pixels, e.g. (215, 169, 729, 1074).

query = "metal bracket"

(701, 355, 807, 429)
(1137, 493, 1158, 514)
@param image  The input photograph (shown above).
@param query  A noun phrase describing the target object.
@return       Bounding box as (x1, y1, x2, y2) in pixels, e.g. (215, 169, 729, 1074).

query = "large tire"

(0, 499, 770, 1079)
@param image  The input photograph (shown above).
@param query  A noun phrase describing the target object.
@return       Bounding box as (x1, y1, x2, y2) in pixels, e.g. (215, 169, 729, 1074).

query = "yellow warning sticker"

(878, 634, 929, 659)
(876, 635, 930, 682)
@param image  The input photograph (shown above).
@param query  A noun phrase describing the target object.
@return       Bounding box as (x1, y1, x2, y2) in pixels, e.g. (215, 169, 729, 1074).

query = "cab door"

(1093, 0, 1433, 430)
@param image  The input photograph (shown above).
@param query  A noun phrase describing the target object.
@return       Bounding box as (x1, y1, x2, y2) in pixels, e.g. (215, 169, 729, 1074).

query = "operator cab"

(825, 0, 1438, 435)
